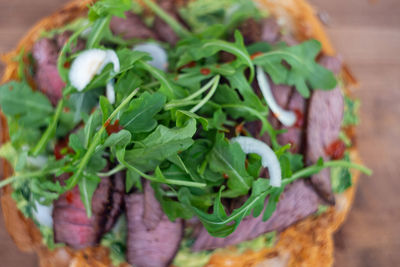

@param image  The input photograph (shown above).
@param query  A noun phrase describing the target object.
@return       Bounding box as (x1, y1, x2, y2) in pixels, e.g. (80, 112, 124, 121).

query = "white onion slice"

(133, 42, 168, 71)
(106, 81, 116, 104)
(33, 201, 53, 228)
(232, 136, 282, 187)
(256, 66, 296, 127)
(69, 49, 120, 91)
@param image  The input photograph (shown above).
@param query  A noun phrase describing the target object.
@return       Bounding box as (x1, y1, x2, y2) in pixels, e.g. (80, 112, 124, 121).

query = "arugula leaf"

(208, 133, 253, 197)
(138, 61, 186, 99)
(117, 49, 150, 73)
(120, 92, 166, 134)
(125, 169, 142, 193)
(181, 179, 272, 237)
(178, 0, 263, 34)
(104, 130, 131, 148)
(331, 153, 352, 193)
(124, 118, 196, 171)
(253, 40, 337, 98)
(153, 183, 194, 221)
(176, 110, 209, 130)
(0, 81, 53, 127)
(101, 215, 128, 266)
(78, 175, 101, 217)
(343, 95, 360, 127)
(88, 0, 132, 21)
(177, 31, 254, 82)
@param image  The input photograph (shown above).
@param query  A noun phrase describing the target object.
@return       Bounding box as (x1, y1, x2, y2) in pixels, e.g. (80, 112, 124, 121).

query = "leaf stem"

(97, 165, 126, 177)
(67, 88, 140, 190)
(119, 159, 206, 189)
(190, 75, 220, 113)
(283, 160, 372, 186)
(142, 0, 191, 38)
(164, 75, 220, 111)
(31, 98, 65, 156)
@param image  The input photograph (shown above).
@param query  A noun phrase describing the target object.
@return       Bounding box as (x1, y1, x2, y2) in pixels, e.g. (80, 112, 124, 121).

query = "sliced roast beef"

(152, 0, 180, 45)
(261, 18, 281, 44)
(104, 171, 125, 232)
(55, 31, 86, 53)
(306, 56, 344, 204)
(277, 90, 306, 153)
(32, 38, 65, 105)
(238, 18, 262, 45)
(192, 180, 319, 251)
(143, 181, 164, 230)
(318, 55, 342, 76)
(125, 191, 183, 267)
(53, 174, 125, 249)
(32, 32, 85, 105)
(110, 12, 156, 40)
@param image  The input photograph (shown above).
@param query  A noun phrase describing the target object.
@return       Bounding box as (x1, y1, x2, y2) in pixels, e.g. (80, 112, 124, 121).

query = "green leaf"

(124, 118, 197, 171)
(83, 110, 102, 148)
(177, 32, 254, 82)
(120, 92, 166, 134)
(176, 110, 209, 130)
(178, 0, 262, 34)
(99, 96, 114, 124)
(0, 81, 53, 127)
(117, 49, 150, 73)
(125, 169, 141, 193)
(253, 40, 337, 98)
(88, 0, 132, 21)
(104, 130, 131, 147)
(208, 133, 253, 197)
(138, 60, 185, 99)
(331, 153, 352, 193)
(343, 96, 360, 127)
(183, 179, 274, 237)
(78, 175, 100, 217)
(153, 184, 194, 221)
(86, 16, 111, 48)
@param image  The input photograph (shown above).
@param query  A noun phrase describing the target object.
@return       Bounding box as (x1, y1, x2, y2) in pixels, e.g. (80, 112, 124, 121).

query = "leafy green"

(178, 0, 264, 34)
(78, 175, 100, 217)
(0, 81, 53, 127)
(253, 40, 337, 98)
(88, 0, 132, 21)
(101, 215, 128, 266)
(208, 133, 253, 197)
(331, 153, 352, 193)
(124, 118, 196, 171)
(120, 92, 166, 134)
(343, 95, 360, 126)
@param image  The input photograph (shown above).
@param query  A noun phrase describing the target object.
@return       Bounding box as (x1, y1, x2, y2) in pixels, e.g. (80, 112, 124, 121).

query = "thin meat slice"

(238, 18, 262, 45)
(104, 171, 125, 232)
(143, 181, 164, 230)
(32, 32, 85, 105)
(53, 186, 102, 249)
(53, 174, 125, 249)
(306, 56, 344, 204)
(306, 87, 344, 204)
(32, 38, 65, 105)
(125, 192, 183, 267)
(277, 90, 306, 153)
(261, 18, 281, 44)
(110, 12, 156, 40)
(192, 180, 319, 251)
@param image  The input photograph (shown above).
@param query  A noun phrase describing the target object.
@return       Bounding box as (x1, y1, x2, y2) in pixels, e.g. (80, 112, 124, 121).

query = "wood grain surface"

(0, 0, 399, 266)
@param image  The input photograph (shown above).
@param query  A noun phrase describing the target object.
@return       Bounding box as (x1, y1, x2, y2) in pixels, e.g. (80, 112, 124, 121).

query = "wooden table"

(0, 0, 399, 266)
